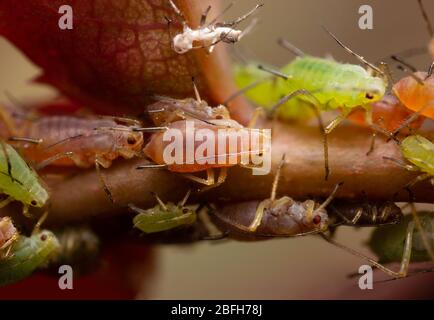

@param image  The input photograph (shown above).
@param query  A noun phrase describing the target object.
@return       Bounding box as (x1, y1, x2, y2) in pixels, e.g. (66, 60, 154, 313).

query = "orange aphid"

(348, 95, 425, 133)
(392, 72, 434, 119)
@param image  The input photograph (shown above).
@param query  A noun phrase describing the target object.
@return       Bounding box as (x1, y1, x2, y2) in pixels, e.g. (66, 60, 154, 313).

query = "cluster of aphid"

(0, 0, 433, 286)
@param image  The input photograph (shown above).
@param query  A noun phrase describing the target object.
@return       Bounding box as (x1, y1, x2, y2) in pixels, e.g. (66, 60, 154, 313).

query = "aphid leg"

(247, 107, 264, 128)
(405, 172, 431, 189)
(223, 79, 268, 105)
(168, 0, 187, 26)
(364, 106, 377, 155)
(257, 65, 290, 80)
(35, 151, 84, 170)
(198, 168, 228, 192)
(183, 168, 215, 186)
(0, 104, 19, 136)
(321, 221, 416, 278)
(409, 202, 434, 262)
(200, 5, 212, 28)
(0, 196, 13, 209)
(95, 157, 115, 204)
(206, 3, 234, 27)
(197, 207, 227, 240)
(215, 4, 263, 28)
(390, 104, 429, 138)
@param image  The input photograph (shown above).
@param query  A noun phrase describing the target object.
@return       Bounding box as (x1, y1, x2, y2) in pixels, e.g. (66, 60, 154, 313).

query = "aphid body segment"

(131, 191, 198, 234)
(369, 211, 434, 263)
(401, 135, 434, 177)
(0, 143, 49, 213)
(0, 229, 59, 286)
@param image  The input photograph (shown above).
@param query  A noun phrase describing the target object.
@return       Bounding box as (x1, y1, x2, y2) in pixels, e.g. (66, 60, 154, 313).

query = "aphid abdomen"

(401, 135, 434, 175)
(0, 230, 60, 286)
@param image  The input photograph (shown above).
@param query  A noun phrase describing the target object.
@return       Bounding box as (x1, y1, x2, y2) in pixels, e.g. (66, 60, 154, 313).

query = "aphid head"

(173, 31, 194, 54)
(302, 200, 330, 232)
(116, 130, 144, 158)
(27, 185, 50, 208)
(360, 76, 386, 104)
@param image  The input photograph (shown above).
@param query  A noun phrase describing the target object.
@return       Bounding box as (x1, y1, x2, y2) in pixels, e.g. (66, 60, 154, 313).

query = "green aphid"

(401, 135, 434, 176)
(130, 191, 198, 234)
(0, 229, 60, 286)
(369, 212, 434, 263)
(0, 142, 49, 216)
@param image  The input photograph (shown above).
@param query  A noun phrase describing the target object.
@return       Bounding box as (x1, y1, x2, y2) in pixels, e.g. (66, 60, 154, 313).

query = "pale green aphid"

(130, 191, 198, 234)
(0, 229, 60, 286)
(401, 135, 434, 176)
(369, 212, 434, 264)
(0, 142, 49, 215)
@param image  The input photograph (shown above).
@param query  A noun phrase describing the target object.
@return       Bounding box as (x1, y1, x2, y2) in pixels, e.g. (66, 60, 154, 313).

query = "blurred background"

(0, 0, 433, 299)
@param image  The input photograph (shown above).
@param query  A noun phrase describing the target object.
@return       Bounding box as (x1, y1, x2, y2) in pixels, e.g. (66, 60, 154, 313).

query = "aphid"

(384, 135, 434, 189)
(367, 211, 434, 278)
(0, 216, 18, 259)
(168, 0, 262, 54)
(417, 0, 434, 58)
(0, 107, 163, 202)
(49, 226, 100, 275)
(0, 225, 60, 286)
(0, 142, 49, 216)
(208, 155, 340, 238)
(130, 190, 199, 234)
(236, 29, 388, 179)
(329, 200, 403, 227)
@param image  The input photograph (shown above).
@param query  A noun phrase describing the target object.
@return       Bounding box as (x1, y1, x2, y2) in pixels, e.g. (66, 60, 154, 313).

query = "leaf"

(0, 0, 241, 116)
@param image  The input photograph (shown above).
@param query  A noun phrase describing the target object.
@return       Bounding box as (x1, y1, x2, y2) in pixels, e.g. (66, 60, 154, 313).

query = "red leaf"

(0, 0, 244, 117)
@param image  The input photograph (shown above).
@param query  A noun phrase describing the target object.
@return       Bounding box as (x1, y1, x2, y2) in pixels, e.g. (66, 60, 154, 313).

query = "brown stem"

(30, 121, 433, 225)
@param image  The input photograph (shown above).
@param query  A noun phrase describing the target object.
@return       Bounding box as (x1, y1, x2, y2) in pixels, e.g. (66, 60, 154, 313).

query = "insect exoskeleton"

(368, 211, 434, 271)
(329, 200, 403, 227)
(0, 142, 49, 216)
(0, 216, 18, 259)
(347, 95, 425, 135)
(130, 190, 199, 234)
(0, 228, 60, 286)
(208, 155, 340, 239)
(168, 0, 262, 54)
(141, 118, 268, 189)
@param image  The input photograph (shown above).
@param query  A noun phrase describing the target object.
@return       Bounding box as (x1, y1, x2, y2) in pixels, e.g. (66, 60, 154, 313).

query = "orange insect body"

(393, 72, 434, 119)
(348, 95, 425, 133)
(143, 119, 264, 173)
(3, 114, 144, 168)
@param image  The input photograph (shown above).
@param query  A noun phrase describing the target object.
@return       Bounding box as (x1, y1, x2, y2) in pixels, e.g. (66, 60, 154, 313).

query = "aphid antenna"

(179, 189, 192, 207)
(223, 78, 268, 105)
(315, 182, 343, 212)
(270, 154, 286, 202)
(95, 126, 168, 132)
(151, 192, 168, 211)
(8, 137, 42, 144)
(215, 4, 263, 28)
(322, 26, 385, 77)
(239, 18, 259, 41)
(32, 211, 49, 235)
(390, 55, 417, 72)
(200, 5, 212, 28)
(43, 135, 84, 150)
(395, 65, 425, 85)
(257, 64, 290, 80)
(207, 2, 235, 27)
(97, 115, 142, 126)
(374, 267, 434, 284)
(417, 0, 434, 38)
(277, 38, 306, 57)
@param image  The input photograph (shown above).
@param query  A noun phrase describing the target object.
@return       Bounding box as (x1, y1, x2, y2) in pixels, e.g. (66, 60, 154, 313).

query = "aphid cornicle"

(0, 228, 60, 286)
(168, 0, 262, 54)
(368, 211, 434, 277)
(130, 190, 199, 234)
(0, 142, 49, 216)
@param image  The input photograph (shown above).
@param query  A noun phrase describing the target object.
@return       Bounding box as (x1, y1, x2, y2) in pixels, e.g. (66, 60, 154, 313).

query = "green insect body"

(401, 135, 434, 175)
(235, 56, 386, 119)
(131, 194, 199, 234)
(368, 212, 434, 263)
(0, 143, 49, 210)
(0, 230, 60, 286)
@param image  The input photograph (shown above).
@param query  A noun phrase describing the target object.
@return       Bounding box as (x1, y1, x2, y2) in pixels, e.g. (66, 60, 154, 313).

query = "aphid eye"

(127, 135, 137, 145)
(182, 208, 189, 213)
(365, 93, 374, 100)
(30, 200, 37, 206)
(313, 215, 322, 225)
(40, 234, 47, 241)
(215, 115, 223, 119)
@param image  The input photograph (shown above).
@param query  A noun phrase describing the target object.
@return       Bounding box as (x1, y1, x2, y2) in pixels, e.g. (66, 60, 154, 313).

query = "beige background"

(0, 0, 433, 299)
